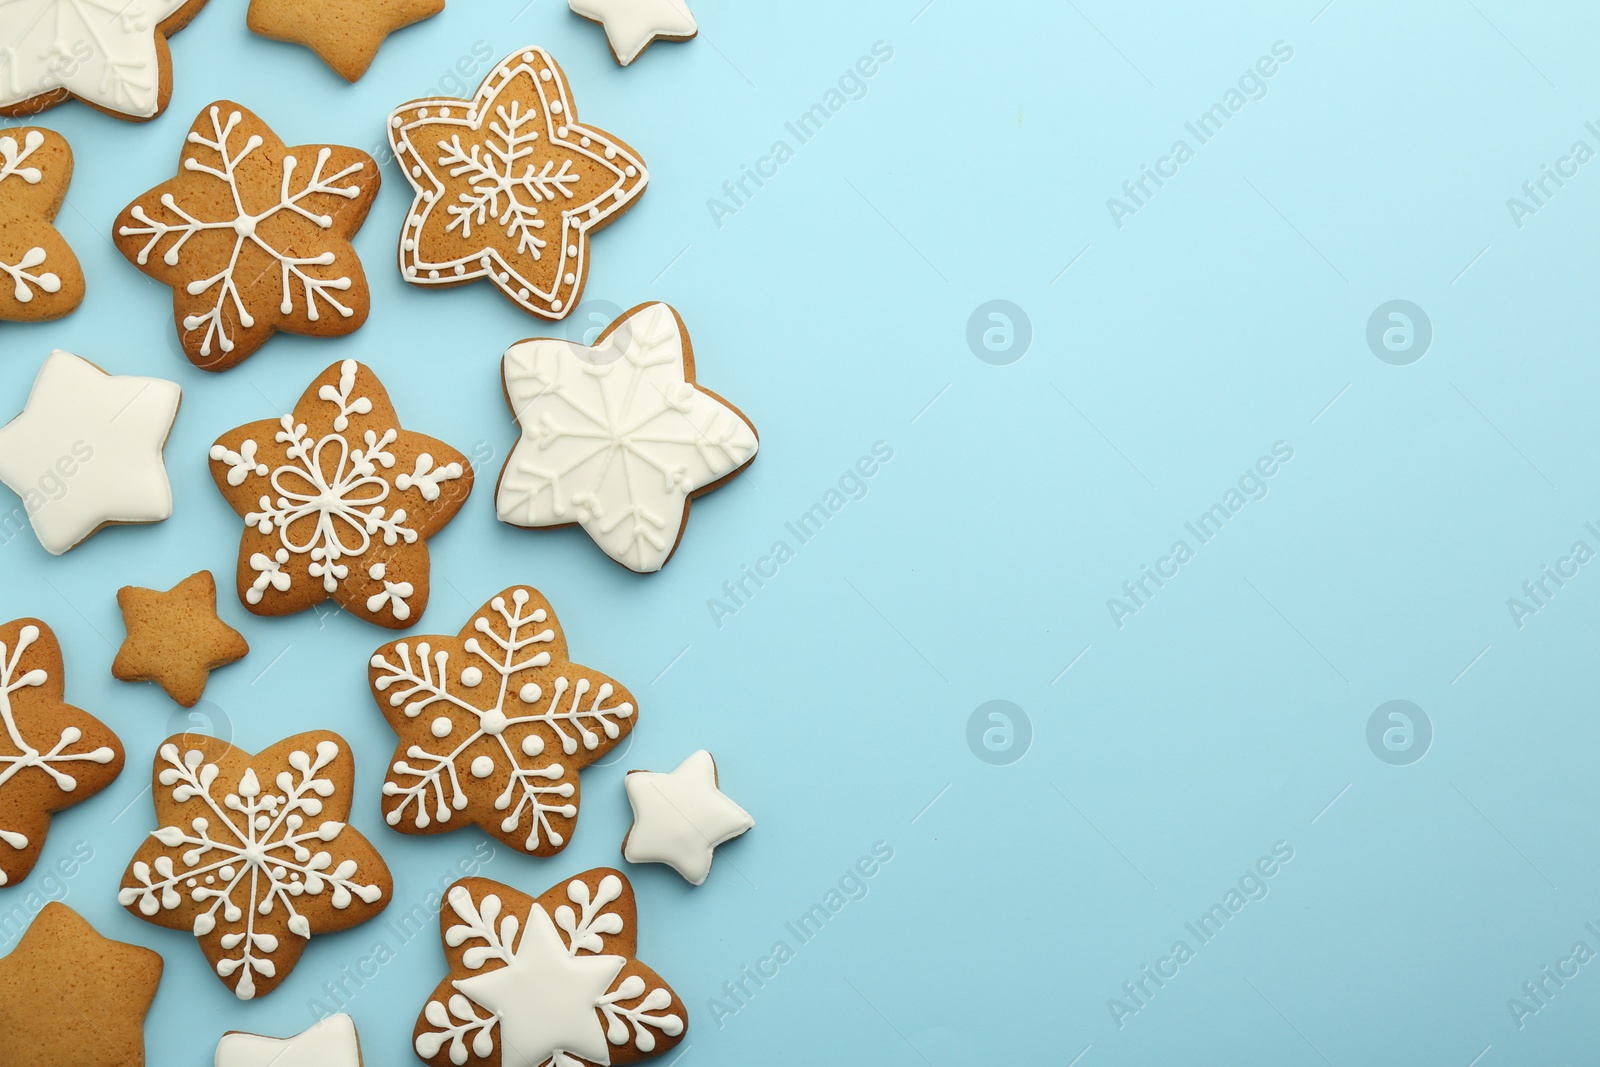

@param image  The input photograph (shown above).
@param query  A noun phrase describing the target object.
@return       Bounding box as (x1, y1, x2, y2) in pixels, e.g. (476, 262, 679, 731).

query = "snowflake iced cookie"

(248, 0, 444, 81)
(369, 585, 636, 857)
(387, 45, 648, 320)
(0, 618, 125, 889)
(0, 904, 163, 1067)
(497, 302, 759, 573)
(113, 101, 380, 371)
(209, 358, 473, 628)
(0, 128, 83, 322)
(217, 1013, 362, 1067)
(569, 0, 697, 66)
(112, 571, 248, 708)
(413, 871, 685, 1067)
(0, 350, 181, 555)
(118, 730, 392, 1001)
(0, 0, 209, 121)
(623, 750, 752, 886)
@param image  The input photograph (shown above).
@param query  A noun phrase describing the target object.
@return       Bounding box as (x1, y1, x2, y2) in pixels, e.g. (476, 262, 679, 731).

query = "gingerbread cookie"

(369, 585, 636, 856)
(0, 128, 84, 322)
(209, 359, 473, 627)
(248, 0, 444, 81)
(497, 302, 759, 572)
(414, 871, 685, 1067)
(623, 750, 752, 885)
(0, 0, 209, 121)
(217, 1014, 363, 1067)
(0, 350, 181, 555)
(0, 903, 163, 1067)
(0, 619, 124, 888)
(387, 45, 648, 320)
(112, 571, 248, 708)
(569, 0, 697, 66)
(114, 101, 380, 370)
(118, 731, 392, 1000)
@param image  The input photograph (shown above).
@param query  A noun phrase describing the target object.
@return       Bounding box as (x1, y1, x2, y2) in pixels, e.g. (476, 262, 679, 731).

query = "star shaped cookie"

(217, 1013, 362, 1067)
(0, 903, 162, 1067)
(114, 101, 380, 370)
(209, 358, 473, 627)
(623, 749, 752, 885)
(247, 0, 445, 81)
(0, 128, 84, 322)
(0, 350, 181, 555)
(569, 0, 697, 66)
(496, 302, 759, 572)
(112, 570, 249, 708)
(387, 45, 648, 320)
(413, 871, 685, 1067)
(0, 0, 210, 121)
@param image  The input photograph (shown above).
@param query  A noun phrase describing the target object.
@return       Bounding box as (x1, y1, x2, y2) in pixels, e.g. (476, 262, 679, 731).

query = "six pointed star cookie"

(0, 0, 210, 121)
(623, 749, 752, 885)
(113, 570, 249, 708)
(0, 903, 163, 1067)
(569, 0, 698, 66)
(209, 358, 473, 627)
(0, 128, 84, 322)
(387, 45, 649, 320)
(114, 100, 380, 370)
(0, 619, 124, 889)
(368, 585, 636, 856)
(0, 350, 181, 555)
(248, 0, 444, 81)
(217, 1013, 363, 1067)
(496, 302, 760, 573)
(413, 871, 686, 1067)
(118, 731, 393, 1000)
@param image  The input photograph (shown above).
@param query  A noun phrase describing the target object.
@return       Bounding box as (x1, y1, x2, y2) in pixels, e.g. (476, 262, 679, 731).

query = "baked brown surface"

(112, 570, 249, 707)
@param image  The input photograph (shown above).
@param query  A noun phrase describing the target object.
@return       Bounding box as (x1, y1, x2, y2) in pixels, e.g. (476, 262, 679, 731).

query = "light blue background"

(3, 0, 1599, 1063)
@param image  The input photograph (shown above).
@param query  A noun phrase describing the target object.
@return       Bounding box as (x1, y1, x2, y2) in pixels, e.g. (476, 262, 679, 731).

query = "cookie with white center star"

(0, 128, 85, 322)
(496, 302, 759, 573)
(247, 0, 444, 81)
(112, 571, 249, 708)
(569, 0, 697, 66)
(623, 750, 752, 885)
(0, 350, 181, 555)
(216, 1013, 363, 1067)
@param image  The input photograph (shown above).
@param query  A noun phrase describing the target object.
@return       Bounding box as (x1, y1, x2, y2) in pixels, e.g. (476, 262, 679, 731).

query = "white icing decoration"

(497, 303, 758, 573)
(415, 875, 682, 1067)
(214, 1013, 361, 1067)
(0, 624, 118, 887)
(118, 738, 385, 1001)
(118, 106, 368, 359)
(0, 131, 60, 303)
(370, 588, 633, 851)
(0, 350, 181, 555)
(0, 0, 188, 117)
(623, 750, 752, 886)
(387, 46, 648, 319)
(568, 0, 697, 66)
(366, 562, 413, 622)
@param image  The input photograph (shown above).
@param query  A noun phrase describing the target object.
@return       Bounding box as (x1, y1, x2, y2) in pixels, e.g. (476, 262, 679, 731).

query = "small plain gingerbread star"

(569, 0, 697, 66)
(247, 0, 445, 81)
(216, 1013, 362, 1067)
(0, 903, 163, 1067)
(623, 750, 752, 885)
(113, 571, 249, 708)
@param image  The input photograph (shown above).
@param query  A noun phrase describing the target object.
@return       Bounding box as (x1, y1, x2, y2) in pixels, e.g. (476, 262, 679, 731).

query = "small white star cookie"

(568, 0, 697, 66)
(623, 750, 752, 885)
(216, 1013, 362, 1067)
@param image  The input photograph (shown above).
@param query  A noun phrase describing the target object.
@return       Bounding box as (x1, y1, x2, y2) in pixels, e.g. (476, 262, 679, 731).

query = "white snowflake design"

(0, 130, 60, 305)
(0, 0, 188, 117)
(370, 587, 634, 855)
(117, 736, 388, 1000)
(416, 872, 684, 1067)
(117, 104, 372, 361)
(497, 302, 760, 572)
(438, 101, 580, 257)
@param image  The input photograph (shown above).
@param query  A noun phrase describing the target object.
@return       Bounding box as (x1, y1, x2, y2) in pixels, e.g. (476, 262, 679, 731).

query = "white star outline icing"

(387, 46, 648, 319)
(497, 303, 759, 573)
(0, 0, 187, 116)
(623, 750, 752, 886)
(0, 130, 61, 305)
(568, 0, 697, 66)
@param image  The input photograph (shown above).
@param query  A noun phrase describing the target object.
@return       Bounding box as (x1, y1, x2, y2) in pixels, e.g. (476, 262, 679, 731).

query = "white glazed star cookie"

(623, 750, 752, 885)
(568, 0, 697, 66)
(216, 1014, 362, 1067)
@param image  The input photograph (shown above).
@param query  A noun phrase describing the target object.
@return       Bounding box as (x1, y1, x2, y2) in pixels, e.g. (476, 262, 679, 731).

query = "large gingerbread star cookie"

(0, 128, 83, 322)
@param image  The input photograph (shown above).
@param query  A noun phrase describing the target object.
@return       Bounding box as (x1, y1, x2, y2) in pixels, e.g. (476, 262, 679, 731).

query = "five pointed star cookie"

(496, 302, 760, 573)
(413, 871, 685, 1067)
(369, 585, 636, 856)
(0, 0, 209, 121)
(113, 101, 380, 370)
(0, 128, 84, 322)
(112, 570, 249, 708)
(216, 1013, 363, 1067)
(247, 0, 445, 81)
(118, 731, 393, 1000)
(569, 0, 697, 66)
(387, 45, 649, 320)
(623, 749, 752, 885)
(0, 903, 163, 1067)
(0, 350, 181, 555)
(209, 358, 473, 627)
(0, 618, 124, 888)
